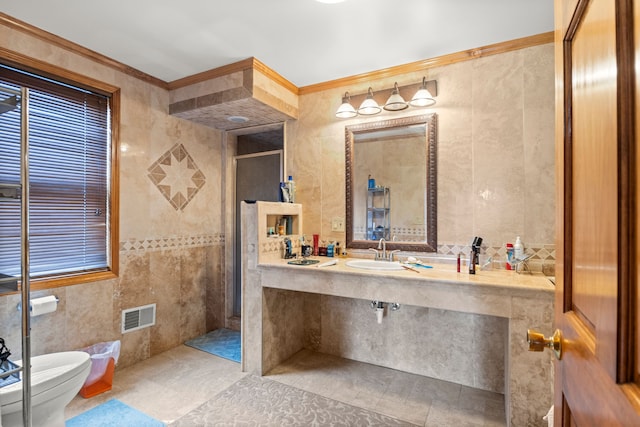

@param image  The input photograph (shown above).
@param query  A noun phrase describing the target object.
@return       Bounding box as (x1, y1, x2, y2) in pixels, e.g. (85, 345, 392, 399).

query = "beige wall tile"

(0, 20, 554, 373)
(0, 23, 225, 369)
(294, 44, 555, 258)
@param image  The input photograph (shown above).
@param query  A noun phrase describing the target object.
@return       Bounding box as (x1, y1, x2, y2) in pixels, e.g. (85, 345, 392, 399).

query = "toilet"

(0, 351, 91, 427)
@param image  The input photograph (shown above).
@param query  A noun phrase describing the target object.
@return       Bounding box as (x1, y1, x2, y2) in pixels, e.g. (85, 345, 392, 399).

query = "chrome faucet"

(371, 238, 399, 261)
(378, 238, 387, 260)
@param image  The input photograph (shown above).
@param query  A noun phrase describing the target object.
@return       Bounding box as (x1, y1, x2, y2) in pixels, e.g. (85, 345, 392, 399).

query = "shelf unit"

(366, 187, 390, 240)
(248, 201, 303, 263)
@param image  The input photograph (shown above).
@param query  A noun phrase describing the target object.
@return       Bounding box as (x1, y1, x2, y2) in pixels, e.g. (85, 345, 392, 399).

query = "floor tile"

(66, 345, 506, 426)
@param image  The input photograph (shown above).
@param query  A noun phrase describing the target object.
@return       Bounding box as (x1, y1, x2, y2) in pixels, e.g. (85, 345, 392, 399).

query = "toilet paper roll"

(29, 295, 58, 317)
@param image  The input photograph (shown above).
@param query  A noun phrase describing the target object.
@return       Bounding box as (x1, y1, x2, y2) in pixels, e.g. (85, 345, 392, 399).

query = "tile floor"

(65, 345, 506, 426)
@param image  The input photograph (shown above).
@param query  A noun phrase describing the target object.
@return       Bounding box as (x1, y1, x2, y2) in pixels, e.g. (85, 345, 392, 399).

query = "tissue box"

(0, 359, 20, 388)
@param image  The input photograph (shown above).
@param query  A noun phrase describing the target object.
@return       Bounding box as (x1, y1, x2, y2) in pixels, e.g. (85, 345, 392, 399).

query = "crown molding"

(0, 11, 552, 98)
(298, 32, 554, 95)
(0, 12, 168, 89)
(167, 57, 299, 95)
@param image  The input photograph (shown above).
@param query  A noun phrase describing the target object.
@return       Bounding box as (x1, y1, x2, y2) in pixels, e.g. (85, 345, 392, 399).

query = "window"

(0, 61, 119, 289)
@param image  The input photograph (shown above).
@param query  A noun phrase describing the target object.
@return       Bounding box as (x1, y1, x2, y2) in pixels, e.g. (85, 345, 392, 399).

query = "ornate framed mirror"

(345, 114, 437, 252)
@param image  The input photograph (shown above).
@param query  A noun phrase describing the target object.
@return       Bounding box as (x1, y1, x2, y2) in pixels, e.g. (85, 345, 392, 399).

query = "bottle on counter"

(506, 243, 514, 270)
(287, 175, 296, 203)
(514, 236, 524, 260)
(327, 242, 334, 257)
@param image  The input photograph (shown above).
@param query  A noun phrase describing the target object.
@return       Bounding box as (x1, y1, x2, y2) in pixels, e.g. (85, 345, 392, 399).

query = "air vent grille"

(122, 303, 156, 333)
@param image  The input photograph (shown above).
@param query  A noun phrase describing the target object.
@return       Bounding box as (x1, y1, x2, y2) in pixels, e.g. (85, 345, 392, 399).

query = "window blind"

(0, 65, 110, 280)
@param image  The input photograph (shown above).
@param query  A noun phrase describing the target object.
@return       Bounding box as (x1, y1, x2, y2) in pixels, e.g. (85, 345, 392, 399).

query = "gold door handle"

(527, 329, 563, 360)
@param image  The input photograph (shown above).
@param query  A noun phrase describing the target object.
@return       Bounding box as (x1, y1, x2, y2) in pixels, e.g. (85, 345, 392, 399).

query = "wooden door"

(554, 0, 640, 425)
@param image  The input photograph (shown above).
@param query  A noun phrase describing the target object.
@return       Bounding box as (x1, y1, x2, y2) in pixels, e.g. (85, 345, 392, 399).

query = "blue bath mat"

(185, 328, 240, 363)
(66, 398, 164, 426)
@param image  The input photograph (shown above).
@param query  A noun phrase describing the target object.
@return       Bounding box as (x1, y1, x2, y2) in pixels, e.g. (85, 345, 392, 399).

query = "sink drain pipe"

(370, 301, 401, 324)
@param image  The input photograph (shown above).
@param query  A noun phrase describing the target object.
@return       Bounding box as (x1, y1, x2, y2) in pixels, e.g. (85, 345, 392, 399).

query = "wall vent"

(122, 303, 156, 333)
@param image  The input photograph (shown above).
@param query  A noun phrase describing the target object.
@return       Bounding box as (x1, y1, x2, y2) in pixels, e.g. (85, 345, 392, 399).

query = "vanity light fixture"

(335, 92, 358, 118)
(335, 78, 437, 119)
(383, 82, 409, 111)
(357, 87, 382, 115)
(409, 77, 436, 108)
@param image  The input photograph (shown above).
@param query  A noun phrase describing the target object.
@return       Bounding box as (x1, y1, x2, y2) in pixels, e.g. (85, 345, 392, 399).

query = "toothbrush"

(316, 259, 337, 268)
(401, 264, 420, 273)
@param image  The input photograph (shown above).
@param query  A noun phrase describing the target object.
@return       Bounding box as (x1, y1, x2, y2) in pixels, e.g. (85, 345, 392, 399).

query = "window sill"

(3, 269, 119, 295)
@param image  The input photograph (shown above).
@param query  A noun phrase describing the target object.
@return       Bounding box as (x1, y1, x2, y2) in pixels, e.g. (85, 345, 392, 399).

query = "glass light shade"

(383, 83, 408, 111)
(409, 88, 436, 107)
(358, 88, 381, 115)
(410, 78, 436, 107)
(335, 101, 357, 118)
(335, 92, 357, 118)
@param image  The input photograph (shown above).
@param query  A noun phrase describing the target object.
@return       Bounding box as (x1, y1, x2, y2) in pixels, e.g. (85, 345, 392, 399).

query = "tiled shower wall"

(0, 22, 225, 368)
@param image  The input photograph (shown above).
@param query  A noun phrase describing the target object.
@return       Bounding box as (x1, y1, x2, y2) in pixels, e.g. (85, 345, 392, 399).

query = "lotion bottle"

(514, 236, 524, 259)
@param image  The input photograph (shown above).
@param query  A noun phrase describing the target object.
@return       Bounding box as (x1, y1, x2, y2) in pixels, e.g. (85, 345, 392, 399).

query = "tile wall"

(0, 15, 556, 374)
(289, 43, 556, 274)
(0, 22, 225, 368)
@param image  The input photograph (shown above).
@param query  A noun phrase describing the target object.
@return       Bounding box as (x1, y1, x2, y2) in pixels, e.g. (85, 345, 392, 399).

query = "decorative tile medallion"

(148, 143, 206, 211)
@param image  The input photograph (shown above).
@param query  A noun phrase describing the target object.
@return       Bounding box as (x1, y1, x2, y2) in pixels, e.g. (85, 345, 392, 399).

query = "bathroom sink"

(345, 259, 404, 271)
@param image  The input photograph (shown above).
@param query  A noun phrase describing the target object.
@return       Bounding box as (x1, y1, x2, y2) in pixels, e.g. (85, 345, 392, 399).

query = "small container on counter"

(327, 242, 334, 257)
(506, 243, 514, 270)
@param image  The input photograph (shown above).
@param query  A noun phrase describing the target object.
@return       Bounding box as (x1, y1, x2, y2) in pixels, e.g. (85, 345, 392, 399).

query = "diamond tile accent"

(433, 242, 556, 273)
(261, 237, 299, 255)
(120, 234, 224, 253)
(148, 143, 206, 211)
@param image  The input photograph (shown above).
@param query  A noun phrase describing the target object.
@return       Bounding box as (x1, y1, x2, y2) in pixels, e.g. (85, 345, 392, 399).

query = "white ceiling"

(0, 0, 554, 87)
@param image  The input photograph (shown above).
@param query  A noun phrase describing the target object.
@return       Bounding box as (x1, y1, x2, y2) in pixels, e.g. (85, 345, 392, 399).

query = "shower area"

(0, 85, 34, 426)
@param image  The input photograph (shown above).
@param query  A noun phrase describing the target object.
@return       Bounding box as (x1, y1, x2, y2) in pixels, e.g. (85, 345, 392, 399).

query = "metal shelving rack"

(366, 187, 390, 240)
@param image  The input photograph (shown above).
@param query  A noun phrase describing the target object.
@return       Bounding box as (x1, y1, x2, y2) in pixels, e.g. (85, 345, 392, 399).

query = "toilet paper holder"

(17, 295, 59, 315)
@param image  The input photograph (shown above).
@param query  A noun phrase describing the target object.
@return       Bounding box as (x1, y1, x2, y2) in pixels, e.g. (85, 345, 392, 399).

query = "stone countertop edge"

(257, 258, 555, 294)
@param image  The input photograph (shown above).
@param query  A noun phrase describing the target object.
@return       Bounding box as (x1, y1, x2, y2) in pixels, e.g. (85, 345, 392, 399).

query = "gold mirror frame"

(345, 114, 437, 252)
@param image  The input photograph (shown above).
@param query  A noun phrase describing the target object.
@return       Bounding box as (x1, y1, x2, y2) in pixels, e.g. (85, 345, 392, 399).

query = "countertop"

(258, 257, 555, 293)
